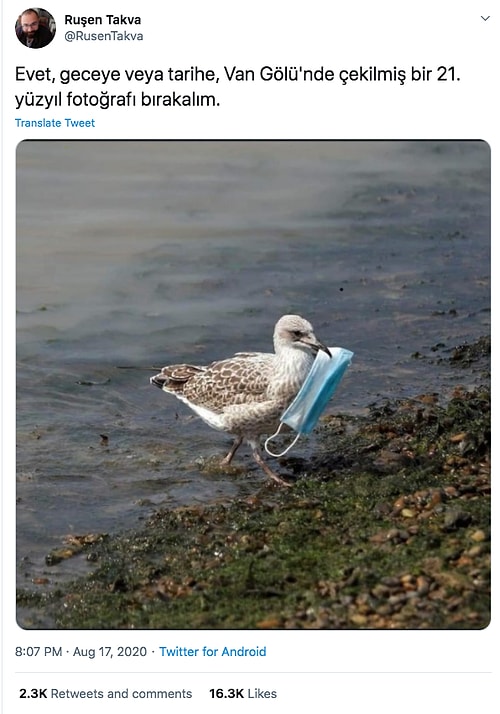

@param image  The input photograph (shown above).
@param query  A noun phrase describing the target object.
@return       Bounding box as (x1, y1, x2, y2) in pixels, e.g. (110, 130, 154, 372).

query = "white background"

(1, 1, 495, 711)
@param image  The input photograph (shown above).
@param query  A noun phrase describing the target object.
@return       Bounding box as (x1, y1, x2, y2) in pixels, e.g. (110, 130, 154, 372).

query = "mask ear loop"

(264, 422, 302, 458)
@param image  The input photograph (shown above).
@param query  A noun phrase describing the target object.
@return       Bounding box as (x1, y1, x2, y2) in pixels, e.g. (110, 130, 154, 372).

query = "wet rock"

(443, 509, 473, 531)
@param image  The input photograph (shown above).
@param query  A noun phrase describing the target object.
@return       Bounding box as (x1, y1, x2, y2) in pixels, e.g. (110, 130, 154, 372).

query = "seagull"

(150, 314, 331, 486)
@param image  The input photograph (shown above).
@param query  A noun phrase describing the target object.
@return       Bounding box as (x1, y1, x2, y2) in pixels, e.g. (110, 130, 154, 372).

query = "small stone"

(443, 508, 472, 531)
(388, 593, 407, 606)
(386, 528, 402, 541)
(470, 529, 487, 542)
(393, 496, 409, 512)
(350, 613, 368, 626)
(465, 545, 484, 558)
(449, 432, 467, 443)
(400, 573, 415, 585)
(416, 576, 431, 595)
(371, 584, 391, 599)
(428, 490, 444, 508)
(32, 577, 50, 585)
(257, 617, 282, 629)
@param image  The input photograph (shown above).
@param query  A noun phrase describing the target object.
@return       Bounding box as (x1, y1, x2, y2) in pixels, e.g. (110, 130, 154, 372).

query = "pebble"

(443, 508, 473, 530)
(416, 576, 431, 595)
(470, 529, 487, 542)
(350, 613, 368, 626)
(465, 545, 484, 558)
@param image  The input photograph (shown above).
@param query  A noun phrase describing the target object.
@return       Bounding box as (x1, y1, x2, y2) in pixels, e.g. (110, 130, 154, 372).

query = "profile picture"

(15, 7, 55, 48)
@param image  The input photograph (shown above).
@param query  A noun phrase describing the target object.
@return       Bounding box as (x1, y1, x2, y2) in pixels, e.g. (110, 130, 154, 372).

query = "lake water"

(16, 140, 490, 590)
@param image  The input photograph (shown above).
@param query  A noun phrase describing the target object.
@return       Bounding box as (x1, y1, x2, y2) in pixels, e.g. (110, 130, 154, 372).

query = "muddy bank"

(17, 337, 490, 630)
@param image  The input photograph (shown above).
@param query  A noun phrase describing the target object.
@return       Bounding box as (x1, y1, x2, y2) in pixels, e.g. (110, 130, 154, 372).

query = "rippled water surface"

(16, 140, 490, 590)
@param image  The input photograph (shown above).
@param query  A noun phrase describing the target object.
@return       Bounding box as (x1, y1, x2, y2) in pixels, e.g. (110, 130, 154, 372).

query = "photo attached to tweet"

(1, 2, 495, 712)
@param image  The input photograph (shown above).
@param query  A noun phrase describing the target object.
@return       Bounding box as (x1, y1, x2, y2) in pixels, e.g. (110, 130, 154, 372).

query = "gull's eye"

(291, 330, 303, 338)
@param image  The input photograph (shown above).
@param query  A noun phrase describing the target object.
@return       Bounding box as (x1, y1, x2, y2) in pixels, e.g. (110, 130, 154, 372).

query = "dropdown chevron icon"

(481, 16, 490, 20)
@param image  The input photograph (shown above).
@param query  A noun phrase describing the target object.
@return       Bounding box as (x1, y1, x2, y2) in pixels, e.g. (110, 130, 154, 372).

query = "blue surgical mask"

(265, 347, 353, 457)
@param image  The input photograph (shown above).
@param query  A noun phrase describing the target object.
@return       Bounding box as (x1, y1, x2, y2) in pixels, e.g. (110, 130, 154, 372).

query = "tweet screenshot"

(1, 1, 494, 711)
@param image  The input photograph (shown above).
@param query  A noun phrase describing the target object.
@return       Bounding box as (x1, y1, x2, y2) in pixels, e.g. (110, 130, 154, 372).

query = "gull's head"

(273, 314, 331, 358)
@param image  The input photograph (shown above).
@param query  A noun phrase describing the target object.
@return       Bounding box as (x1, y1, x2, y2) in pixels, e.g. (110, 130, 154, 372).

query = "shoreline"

(17, 337, 490, 630)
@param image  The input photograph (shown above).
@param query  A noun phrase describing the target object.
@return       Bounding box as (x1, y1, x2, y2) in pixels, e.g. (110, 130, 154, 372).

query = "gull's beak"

(316, 340, 332, 358)
(300, 335, 332, 358)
